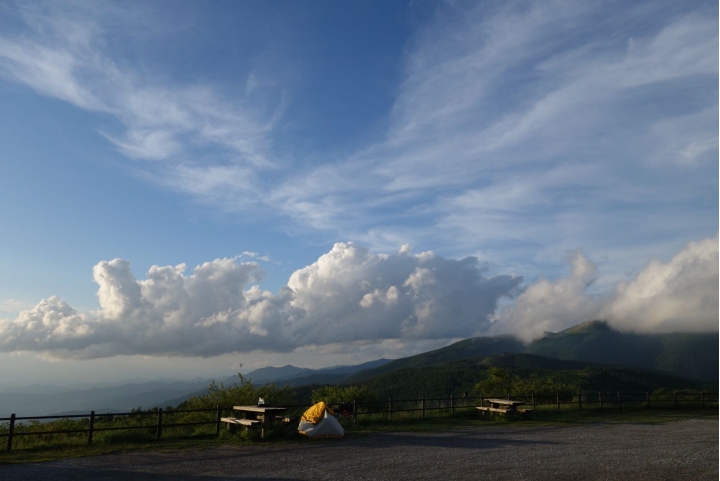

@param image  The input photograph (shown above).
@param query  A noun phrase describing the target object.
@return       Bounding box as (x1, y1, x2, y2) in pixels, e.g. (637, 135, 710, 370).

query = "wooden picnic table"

(476, 399, 531, 417)
(222, 406, 288, 439)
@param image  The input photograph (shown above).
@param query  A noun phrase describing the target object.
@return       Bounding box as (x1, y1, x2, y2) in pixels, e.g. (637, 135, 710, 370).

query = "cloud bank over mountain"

(1, 237, 716, 359)
(493, 236, 719, 341)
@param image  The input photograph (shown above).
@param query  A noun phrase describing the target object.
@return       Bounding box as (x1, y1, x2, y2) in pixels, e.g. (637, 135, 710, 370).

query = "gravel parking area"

(2, 418, 717, 480)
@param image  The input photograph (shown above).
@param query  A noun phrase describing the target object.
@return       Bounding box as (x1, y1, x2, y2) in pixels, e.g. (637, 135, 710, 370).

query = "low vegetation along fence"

(347, 390, 717, 423)
(1, 390, 716, 452)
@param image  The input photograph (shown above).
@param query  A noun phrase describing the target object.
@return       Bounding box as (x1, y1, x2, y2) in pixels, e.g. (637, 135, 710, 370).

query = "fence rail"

(1, 390, 717, 452)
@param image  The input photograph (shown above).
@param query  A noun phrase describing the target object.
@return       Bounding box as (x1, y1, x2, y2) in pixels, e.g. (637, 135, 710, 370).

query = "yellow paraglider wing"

(301, 401, 335, 424)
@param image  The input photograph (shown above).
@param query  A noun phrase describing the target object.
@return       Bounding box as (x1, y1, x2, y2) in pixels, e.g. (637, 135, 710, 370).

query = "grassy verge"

(0, 435, 224, 465)
(0, 427, 313, 465)
(1, 407, 716, 465)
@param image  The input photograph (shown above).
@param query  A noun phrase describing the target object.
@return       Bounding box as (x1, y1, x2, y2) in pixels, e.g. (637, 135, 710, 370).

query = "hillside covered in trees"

(182, 321, 716, 407)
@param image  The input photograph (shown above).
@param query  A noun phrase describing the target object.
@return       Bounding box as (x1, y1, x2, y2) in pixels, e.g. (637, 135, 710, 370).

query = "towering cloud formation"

(1, 238, 716, 358)
(493, 237, 719, 341)
(0, 243, 521, 359)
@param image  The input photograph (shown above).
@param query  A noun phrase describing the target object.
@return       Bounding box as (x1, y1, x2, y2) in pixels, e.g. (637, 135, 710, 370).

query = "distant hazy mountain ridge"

(223, 358, 393, 386)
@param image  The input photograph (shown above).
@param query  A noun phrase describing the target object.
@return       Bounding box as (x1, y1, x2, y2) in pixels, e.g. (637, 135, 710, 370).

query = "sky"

(0, 0, 717, 385)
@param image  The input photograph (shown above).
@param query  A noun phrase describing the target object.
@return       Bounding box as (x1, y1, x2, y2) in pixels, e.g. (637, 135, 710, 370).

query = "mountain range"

(224, 358, 392, 386)
(213, 320, 716, 401)
(350, 321, 717, 384)
(157, 358, 394, 408)
(2, 321, 715, 416)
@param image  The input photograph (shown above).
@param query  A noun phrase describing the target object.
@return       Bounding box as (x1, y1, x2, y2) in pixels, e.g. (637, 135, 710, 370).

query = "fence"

(1, 390, 717, 452)
(339, 391, 717, 423)
(1, 406, 225, 452)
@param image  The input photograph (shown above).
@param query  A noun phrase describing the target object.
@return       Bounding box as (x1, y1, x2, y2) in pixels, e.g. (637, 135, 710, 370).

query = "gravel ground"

(1, 418, 717, 480)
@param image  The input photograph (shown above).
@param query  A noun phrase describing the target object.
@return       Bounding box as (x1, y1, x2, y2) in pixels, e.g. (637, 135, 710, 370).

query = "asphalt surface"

(1, 418, 717, 480)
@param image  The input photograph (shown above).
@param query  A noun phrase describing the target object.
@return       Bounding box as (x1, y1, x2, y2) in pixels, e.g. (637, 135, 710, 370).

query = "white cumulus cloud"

(0, 243, 521, 359)
(1, 238, 715, 358)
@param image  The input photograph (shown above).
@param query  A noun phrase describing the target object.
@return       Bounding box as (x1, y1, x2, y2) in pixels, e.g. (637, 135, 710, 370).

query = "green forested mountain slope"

(653, 334, 719, 382)
(204, 321, 715, 402)
(526, 321, 661, 370)
(356, 353, 704, 400)
(347, 321, 716, 385)
(171, 322, 715, 406)
(349, 336, 525, 382)
(524, 321, 718, 382)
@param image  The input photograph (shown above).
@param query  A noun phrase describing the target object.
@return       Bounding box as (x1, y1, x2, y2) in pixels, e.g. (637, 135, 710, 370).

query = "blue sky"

(0, 0, 717, 384)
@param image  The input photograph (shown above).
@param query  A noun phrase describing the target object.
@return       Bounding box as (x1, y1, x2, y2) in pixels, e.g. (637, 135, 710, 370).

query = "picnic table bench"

(476, 399, 532, 418)
(222, 406, 288, 439)
(220, 417, 261, 428)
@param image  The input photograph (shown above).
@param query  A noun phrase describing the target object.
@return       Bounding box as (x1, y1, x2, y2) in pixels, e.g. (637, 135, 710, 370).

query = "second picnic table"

(222, 405, 288, 439)
(476, 399, 531, 417)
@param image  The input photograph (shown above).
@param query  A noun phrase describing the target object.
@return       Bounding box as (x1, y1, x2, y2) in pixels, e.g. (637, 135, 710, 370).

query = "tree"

(311, 385, 377, 405)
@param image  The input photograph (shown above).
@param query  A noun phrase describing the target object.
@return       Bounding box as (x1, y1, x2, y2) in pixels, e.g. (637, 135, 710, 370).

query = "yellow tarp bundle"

(301, 402, 334, 424)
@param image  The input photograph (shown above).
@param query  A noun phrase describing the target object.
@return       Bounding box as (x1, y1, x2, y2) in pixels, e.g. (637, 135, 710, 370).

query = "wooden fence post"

(531, 393, 535, 410)
(578, 392, 582, 411)
(156, 408, 163, 440)
(6, 413, 15, 452)
(353, 399, 357, 424)
(556, 392, 560, 411)
(599, 392, 602, 409)
(88, 411, 95, 445)
(388, 398, 392, 421)
(617, 392, 622, 411)
(450, 394, 454, 416)
(674, 391, 678, 410)
(215, 405, 221, 437)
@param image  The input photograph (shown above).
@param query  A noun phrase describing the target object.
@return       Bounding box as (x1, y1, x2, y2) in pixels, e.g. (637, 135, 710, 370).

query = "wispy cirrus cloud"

(0, 299, 34, 313)
(267, 1, 717, 268)
(0, 1, 279, 180)
(0, 0, 716, 284)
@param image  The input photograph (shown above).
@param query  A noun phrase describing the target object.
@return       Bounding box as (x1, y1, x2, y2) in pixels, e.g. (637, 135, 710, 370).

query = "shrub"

(311, 385, 377, 405)
(473, 367, 578, 398)
(179, 374, 295, 410)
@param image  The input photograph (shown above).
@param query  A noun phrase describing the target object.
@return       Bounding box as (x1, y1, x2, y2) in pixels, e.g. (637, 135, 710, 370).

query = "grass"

(0, 435, 224, 464)
(0, 425, 311, 465)
(1, 406, 716, 465)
